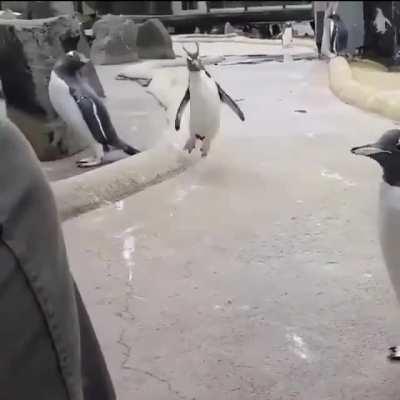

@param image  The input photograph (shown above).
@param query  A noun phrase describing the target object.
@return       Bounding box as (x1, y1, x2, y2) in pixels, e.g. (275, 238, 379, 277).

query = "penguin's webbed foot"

(200, 142, 210, 158)
(388, 346, 400, 361)
(184, 137, 196, 154)
(76, 157, 103, 168)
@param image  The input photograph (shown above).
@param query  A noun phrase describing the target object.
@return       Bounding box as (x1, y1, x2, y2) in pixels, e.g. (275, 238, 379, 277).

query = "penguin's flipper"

(175, 88, 190, 131)
(216, 84, 245, 121)
(70, 88, 111, 145)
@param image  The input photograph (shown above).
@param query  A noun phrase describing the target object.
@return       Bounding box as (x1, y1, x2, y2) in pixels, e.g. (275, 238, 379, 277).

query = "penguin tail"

(118, 140, 141, 156)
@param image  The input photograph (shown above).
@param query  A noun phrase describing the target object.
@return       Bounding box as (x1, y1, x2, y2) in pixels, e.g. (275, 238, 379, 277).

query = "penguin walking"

(49, 51, 140, 167)
(328, 14, 348, 56)
(282, 22, 293, 48)
(352, 129, 400, 361)
(175, 42, 245, 157)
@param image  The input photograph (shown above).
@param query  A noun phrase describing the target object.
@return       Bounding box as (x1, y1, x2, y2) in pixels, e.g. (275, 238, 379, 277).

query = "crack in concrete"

(120, 283, 136, 321)
(117, 330, 189, 399)
(117, 329, 132, 370)
(131, 367, 189, 400)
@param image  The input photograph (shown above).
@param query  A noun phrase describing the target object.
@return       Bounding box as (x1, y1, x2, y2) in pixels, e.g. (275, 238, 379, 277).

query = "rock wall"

(137, 18, 175, 59)
(90, 15, 139, 65)
(0, 15, 105, 161)
(91, 15, 175, 65)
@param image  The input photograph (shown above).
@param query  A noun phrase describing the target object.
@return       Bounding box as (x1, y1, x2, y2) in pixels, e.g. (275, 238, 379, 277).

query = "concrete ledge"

(173, 33, 315, 48)
(52, 144, 193, 221)
(329, 56, 400, 121)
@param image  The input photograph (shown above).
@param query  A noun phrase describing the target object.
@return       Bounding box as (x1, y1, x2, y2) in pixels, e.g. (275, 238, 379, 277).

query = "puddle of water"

(173, 184, 203, 204)
(220, 53, 316, 66)
(304, 132, 316, 138)
(115, 200, 124, 211)
(123, 235, 135, 282)
(286, 332, 311, 361)
(320, 168, 356, 187)
(113, 225, 141, 239)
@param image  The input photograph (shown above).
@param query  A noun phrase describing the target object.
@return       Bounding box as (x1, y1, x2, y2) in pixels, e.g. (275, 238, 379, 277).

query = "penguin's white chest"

(189, 71, 221, 138)
(282, 27, 293, 48)
(48, 72, 92, 143)
(379, 181, 400, 302)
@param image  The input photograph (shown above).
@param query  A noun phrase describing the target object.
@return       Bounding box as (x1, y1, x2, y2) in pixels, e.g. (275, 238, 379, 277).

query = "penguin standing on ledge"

(328, 14, 348, 56)
(175, 42, 245, 157)
(49, 51, 140, 167)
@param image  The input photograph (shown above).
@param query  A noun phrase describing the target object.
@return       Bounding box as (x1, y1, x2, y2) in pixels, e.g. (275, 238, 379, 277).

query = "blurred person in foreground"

(0, 118, 115, 400)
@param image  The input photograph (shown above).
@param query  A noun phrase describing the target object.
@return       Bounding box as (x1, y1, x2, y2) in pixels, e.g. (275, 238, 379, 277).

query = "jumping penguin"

(175, 42, 245, 157)
(49, 51, 140, 167)
(328, 14, 348, 56)
(352, 129, 400, 361)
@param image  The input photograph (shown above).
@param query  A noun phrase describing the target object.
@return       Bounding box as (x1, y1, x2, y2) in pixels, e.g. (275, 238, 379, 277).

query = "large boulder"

(2, 1, 74, 19)
(90, 14, 139, 65)
(136, 18, 175, 59)
(0, 9, 21, 19)
(0, 15, 105, 161)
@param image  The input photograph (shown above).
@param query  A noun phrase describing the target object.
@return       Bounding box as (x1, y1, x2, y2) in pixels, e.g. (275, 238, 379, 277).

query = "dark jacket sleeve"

(0, 119, 115, 400)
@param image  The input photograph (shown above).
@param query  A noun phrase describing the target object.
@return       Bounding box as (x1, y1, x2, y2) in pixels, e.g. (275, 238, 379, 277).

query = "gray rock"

(137, 18, 175, 59)
(0, 15, 104, 161)
(2, 1, 74, 19)
(1, 1, 28, 16)
(0, 9, 21, 19)
(90, 14, 138, 65)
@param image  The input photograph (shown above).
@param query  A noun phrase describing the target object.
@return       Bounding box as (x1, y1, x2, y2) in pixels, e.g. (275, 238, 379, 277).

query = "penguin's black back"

(68, 81, 120, 146)
(334, 19, 348, 53)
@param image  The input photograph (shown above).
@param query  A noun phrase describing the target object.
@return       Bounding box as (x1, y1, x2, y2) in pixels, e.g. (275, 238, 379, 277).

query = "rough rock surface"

(137, 18, 175, 59)
(2, 1, 74, 19)
(0, 9, 21, 19)
(90, 15, 138, 65)
(0, 15, 105, 161)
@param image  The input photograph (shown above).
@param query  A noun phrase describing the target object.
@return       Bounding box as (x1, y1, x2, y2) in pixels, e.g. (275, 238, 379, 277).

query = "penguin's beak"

(351, 144, 391, 157)
(79, 54, 90, 64)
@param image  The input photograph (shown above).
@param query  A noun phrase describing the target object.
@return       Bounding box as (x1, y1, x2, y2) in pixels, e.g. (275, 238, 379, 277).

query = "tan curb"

(52, 145, 193, 221)
(329, 56, 400, 121)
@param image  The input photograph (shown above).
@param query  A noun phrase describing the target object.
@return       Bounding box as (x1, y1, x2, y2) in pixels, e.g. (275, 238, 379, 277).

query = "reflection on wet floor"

(220, 53, 317, 66)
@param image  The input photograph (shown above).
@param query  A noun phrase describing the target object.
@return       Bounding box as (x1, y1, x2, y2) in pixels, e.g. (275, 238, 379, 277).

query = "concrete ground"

(63, 57, 400, 400)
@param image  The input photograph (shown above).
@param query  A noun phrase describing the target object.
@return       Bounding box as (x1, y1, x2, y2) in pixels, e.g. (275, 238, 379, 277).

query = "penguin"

(282, 22, 293, 48)
(328, 14, 348, 56)
(175, 42, 245, 157)
(352, 129, 400, 361)
(49, 51, 140, 167)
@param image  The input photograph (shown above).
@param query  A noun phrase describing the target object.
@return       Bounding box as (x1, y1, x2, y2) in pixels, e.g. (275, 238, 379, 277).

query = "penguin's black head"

(351, 129, 400, 185)
(328, 14, 341, 22)
(55, 51, 90, 74)
(183, 42, 201, 72)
